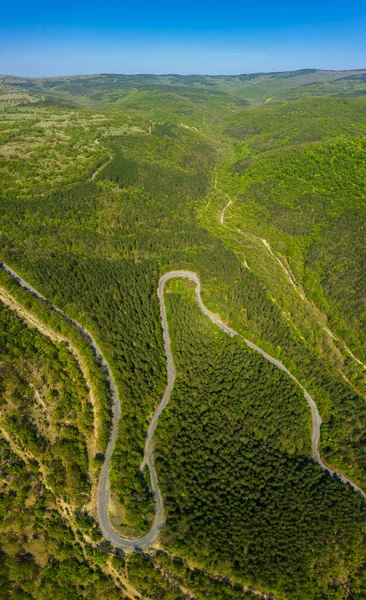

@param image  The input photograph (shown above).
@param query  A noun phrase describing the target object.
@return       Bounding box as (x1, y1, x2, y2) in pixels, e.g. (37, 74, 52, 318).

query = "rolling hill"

(1, 68, 366, 599)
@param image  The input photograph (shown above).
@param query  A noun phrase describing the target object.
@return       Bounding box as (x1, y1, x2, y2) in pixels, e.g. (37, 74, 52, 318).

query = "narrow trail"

(91, 137, 112, 180)
(0, 285, 99, 460)
(0, 425, 90, 561)
(157, 549, 273, 600)
(0, 426, 141, 599)
(91, 160, 111, 181)
(260, 238, 366, 370)
(260, 238, 305, 300)
(1, 263, 365, 557)
(217, 190, 366, 372)
(219, 195, 232, 225)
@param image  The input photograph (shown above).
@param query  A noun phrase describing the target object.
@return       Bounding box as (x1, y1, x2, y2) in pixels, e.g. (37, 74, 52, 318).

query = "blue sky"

(1, 0, 365, 76)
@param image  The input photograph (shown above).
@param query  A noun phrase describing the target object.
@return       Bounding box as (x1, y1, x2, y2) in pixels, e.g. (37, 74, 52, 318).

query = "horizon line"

(2, 66, 366, 80)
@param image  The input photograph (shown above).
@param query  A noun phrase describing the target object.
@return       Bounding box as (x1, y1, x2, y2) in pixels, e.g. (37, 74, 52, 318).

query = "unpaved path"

(91, 137, 112, 180)
(0, 285, 99, 459)
(219, 195, 232, 225)
(259, 238, 366, 371)
(1, 262, 365, 555)
(260, 238, 305, 300)
(217, 190, 366, 372)
(91, 159, 111, 180)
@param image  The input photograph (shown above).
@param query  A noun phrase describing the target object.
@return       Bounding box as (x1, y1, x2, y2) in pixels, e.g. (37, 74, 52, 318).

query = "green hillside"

(219, 95, 366, 366)
(1, 70, 366, 599)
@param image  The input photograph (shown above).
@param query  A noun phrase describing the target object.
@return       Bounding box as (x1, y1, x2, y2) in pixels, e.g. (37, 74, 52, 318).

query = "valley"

(1, 69, 366, 599)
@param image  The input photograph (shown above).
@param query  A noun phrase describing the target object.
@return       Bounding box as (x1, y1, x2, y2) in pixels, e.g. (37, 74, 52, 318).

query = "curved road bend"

(1, 264, 365, 552)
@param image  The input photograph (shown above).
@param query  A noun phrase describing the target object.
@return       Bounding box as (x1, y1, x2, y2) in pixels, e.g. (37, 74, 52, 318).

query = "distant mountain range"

(1, 68, 366, 108)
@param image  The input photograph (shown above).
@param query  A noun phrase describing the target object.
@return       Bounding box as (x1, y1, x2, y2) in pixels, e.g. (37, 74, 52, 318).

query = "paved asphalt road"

(1, 263, 364, 552)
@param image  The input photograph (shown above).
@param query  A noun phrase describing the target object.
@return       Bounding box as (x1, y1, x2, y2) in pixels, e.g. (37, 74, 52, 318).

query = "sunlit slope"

(220, 96, 366, 362)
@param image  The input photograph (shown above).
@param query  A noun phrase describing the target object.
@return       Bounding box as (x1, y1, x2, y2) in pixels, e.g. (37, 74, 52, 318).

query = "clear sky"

(1, 0, 365, 76)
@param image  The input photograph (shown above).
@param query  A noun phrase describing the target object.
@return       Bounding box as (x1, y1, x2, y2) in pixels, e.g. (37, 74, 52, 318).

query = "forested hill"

(2, 67, 366, 109)
(1, 69, 366, 598)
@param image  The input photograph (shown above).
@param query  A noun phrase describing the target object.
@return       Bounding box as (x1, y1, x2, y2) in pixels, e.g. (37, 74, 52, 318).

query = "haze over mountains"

(2, 68, 366, 107)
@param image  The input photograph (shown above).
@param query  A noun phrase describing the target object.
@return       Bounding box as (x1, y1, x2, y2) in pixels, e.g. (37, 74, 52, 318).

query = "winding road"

(1, 263, 365, 552)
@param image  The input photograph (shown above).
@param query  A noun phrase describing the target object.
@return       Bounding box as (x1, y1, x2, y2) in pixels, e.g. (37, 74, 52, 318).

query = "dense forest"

(155, 284, 366, 599)
(1, 71, 366, 598)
